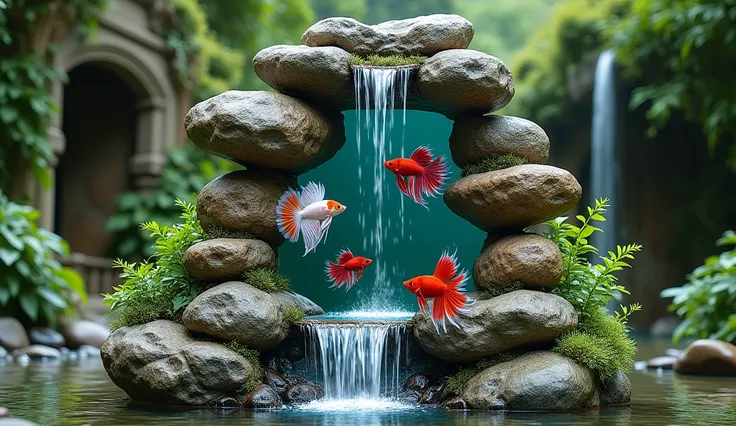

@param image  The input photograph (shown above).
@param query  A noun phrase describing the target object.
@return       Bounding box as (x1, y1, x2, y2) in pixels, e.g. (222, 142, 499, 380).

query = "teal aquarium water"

(279, 88, 484, 314)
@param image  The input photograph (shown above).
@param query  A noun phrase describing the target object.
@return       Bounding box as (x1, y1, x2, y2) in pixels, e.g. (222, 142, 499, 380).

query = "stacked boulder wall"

(182, 282, 287, 351)
(449, 115, 550, 168)
(300, 14, 474, 57)
(197, 169, 296, 248)
(185, 90, 345, 175)
(473, 233, 563, 290)
(183, 238, 277, 282)
(459, 351, 598, 410)
(444, 164, 582, 231)
(412, 290, 577, 363)
(100, 320, 259, 406)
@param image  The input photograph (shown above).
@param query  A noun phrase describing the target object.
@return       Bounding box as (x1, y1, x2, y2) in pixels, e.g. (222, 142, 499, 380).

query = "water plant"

(242, 268, 292, 293)
(350, 54, 427, 67)
(103, 199, 205, 330)
(660, 230, 736, 344)
(0, 191, 87, 326)
(460, 153, 529, 177)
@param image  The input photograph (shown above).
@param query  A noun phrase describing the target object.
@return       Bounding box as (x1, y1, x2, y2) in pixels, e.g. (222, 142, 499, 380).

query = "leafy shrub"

(350, 54, 427, 67)
(242, 268, 292, 293)
(282, 306, 304, 332)
(460, 154, 529, 177)
(544, 197, 642, 321)
(660, 230, 736, 344)
(105, 143, 240, 261)
(0, 192, 87, 326)
(104, 199, 205, 330)
(445, 352, 519, 396)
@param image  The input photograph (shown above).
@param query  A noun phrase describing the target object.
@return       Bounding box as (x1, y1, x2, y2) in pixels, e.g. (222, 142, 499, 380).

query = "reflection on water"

(1, 340, 735, 425)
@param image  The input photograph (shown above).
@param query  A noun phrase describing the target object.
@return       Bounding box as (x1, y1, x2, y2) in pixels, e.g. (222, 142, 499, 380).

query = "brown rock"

(674, 339, 736, 376)
(253, 45, 353, 108)
(449, 115, 550, 168)
(444, 165, 582, 231)
(444, 397, 468, 409)
(286, 383, 319, 404)
(183, 238, 276, 282)
(473, 233, 563, 290)
(197, 169, 297, 248)
(184, 90, 345, 175)
(243, 384, 283, 408)
(418, 49, 514, 116)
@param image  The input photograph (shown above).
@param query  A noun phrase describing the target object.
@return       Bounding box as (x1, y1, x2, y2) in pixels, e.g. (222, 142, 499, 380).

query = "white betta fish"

(275, 182, 346, 256)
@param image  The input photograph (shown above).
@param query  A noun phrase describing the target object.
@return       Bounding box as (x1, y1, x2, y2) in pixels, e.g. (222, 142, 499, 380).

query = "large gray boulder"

(182, 282, 287, 350)
(449, 115, 550, 168)
(444, 164, 582, 232)
(412, 290, 577, 362)
(271, 291, 324, 316)
(418, 49, 514, 116)
(460, 351, 598, 410)
(197, 169, 297, 248)
(301, 14, 473, 57)
(0, 317, 29, 350)
(183, 238, 276, 282)
(185, 90, 345, 175)
(100, 320, 258, 406)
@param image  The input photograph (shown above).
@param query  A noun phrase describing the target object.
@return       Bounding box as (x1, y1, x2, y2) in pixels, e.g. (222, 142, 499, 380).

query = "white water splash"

(353, 66, 413, 311)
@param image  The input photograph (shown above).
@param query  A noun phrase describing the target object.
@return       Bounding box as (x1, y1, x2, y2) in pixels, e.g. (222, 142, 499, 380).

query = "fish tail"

(276, 188, 302, 242)
(324, 260, 353, 289)
(416, 155, 450, 199)
(430, 269, 472, 333)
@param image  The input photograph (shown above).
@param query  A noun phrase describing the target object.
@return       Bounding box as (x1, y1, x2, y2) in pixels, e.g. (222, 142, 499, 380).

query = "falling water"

(353, 66, 414, 311)
(590, 49, 621, 310)
(301, 322, 408, 402)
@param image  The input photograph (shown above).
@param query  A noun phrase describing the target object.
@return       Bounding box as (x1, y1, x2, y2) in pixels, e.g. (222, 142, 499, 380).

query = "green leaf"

(19, 292, 39, 321)
(0, 224, 24, 250)
(0, 247, 20, 265)
(37, 287, 68, 309)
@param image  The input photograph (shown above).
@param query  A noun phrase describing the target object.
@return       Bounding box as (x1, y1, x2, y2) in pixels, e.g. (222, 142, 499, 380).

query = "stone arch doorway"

(55, 62, 139, 257)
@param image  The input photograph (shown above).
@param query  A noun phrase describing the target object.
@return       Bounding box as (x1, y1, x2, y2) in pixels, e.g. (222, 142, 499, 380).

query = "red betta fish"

(403, 249, 475, 333)
(384, 145, 450, 209)
(324, 248, 373, 291)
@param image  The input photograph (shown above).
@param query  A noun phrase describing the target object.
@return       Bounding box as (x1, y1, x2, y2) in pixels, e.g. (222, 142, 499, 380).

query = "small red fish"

(403, 249, 474, 333)
(324, 248, 373, 291)
(384, 145, 450, 209)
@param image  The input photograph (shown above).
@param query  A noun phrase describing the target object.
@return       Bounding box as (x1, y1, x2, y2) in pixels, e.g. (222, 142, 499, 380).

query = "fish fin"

(300, 218, 322, 256)
(414, 155, 450, 201)
(319, 216, 333, 243)
(407, 177, 429, 209)
(325, 260, 351, 289)
(417, 296, 429, 315)
(396, 174, 409, 196)
(336, 248, 354, 265)
(275, 188, 302, 242)
(430, 269, 471, 333)
(299, 181, 325, 207)
(410, 145, 434, 166)
(433, 248, 459, 283)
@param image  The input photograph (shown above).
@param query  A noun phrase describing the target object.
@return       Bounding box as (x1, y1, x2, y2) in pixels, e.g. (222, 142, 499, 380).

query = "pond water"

(1, 339, 735, 425)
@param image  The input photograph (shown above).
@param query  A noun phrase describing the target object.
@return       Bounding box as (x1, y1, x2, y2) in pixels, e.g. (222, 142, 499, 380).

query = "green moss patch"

(242, 268, 292, 293)
(223, 340, 262, 369)
(476, 282, 524, 300)
(282, 306, 305, 333)
(204, 225, 255, 240)
(445, 351, 518, 396)
(350, 54, 427, 67)
(461, 154, 529, 178)
(553, 308, 637, 383)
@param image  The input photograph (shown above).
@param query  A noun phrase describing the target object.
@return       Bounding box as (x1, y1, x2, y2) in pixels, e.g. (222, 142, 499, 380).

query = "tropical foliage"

(0, 191, 86, 326)
(660, 230, 736, 344)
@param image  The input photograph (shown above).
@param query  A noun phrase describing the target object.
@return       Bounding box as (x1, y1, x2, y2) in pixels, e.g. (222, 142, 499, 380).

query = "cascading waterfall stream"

(353, 66, 414, 312)
(301, 322, 408, 404)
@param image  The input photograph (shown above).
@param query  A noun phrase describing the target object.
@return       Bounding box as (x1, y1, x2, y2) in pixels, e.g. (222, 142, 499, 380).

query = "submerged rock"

(183, 238, 276, 282)
(417, 49, 514, 116)
(13, 345, 61, 359)
(674, 339, 736, 376)
(101, 320, 258, 406)
(63, 320, 109, 349)
(243, 384, 283, 408)
(301, 14, 473, 57)
(253, 45, 353, 108)
(647, 356, 677, 370)
(0, 419, 39, 426)
(286, 383, 319, 404)
(473, 233, 563, 290)
(461, 351, 597, 410)
(182, 282, 287, 350)
(398, 390, 421, 404)
(0, 407, 8, 417)
(270, 291, 324, 316)
(449, 115, 550, 168)
(185, 91, 345, 175)
(28, 327, 65, 349)
(402, 373, 433, 393)
(419, 383, 446, 405)
(599, 371, 632, 405)
(443, 397, 468, 409)
(264, 369, 288, 398)
(197, 169, 296, 248)
(0, 318, 29, 350)
(412, 290, 577, 362)
(444, 165, 582, 231)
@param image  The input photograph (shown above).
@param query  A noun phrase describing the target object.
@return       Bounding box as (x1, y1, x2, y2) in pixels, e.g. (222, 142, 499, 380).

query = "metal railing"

(59, 252, 121, 296)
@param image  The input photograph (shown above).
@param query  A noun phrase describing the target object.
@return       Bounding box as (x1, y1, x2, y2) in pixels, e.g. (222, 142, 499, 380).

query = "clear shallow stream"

(1, 339, 735, 426)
